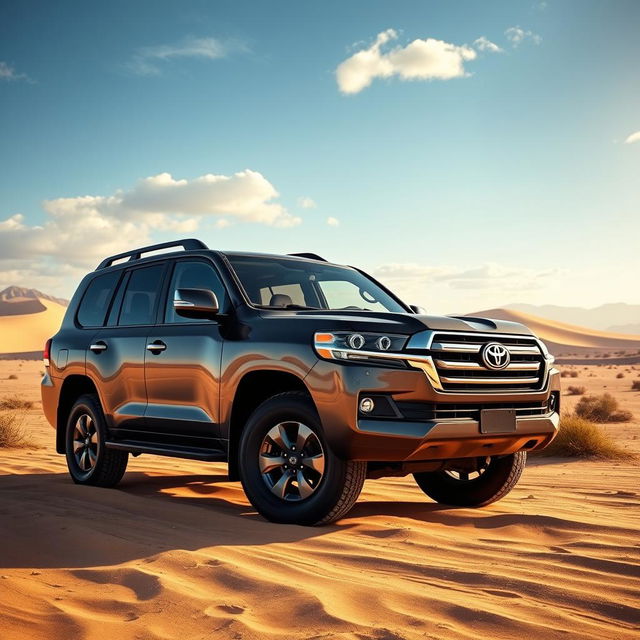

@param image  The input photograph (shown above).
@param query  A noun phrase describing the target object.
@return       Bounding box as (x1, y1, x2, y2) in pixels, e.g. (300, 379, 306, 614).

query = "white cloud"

(0, 169, 300, 289)
(297, 196, 317, 209)
(624, 131, 640, 144)
(336, 29, 478, 94)
(127, 35, 245, 76)
(0, 61, 32, 83)
(327, 217, 340, 227)
(505, 26, 542, 47)
(473, 37, 503, 53)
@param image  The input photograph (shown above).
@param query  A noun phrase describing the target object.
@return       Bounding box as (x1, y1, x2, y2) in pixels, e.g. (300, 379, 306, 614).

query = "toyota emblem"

(481, 342, 510, 370)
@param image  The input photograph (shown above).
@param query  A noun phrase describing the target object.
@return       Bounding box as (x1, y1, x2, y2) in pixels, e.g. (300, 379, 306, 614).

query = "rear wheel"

(65, 394, 128, 487)
(413, 452, 526, 507)
(238, 392, 366, 525)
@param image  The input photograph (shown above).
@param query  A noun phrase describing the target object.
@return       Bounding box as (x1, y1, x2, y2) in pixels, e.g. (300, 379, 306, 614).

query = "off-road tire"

(413, 452, 527, 507)
(238, 391, 366, 525)
(65, 394, 128, 487)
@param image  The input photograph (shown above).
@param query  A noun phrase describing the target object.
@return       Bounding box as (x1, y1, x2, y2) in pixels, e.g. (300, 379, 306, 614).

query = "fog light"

(548, 393, 557, 413)
(347, 333, 365, 349)
(359, 397, 375, 413)
(376, 336, 391, 351)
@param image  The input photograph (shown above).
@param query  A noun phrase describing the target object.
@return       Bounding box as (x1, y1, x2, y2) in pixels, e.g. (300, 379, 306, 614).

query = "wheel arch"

(226, 370, 315, 481)
(56, 375, 99, 454)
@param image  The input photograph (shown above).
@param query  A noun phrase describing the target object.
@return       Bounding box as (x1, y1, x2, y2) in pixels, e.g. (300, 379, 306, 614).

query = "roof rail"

(287, 252, 327, 262)
(96, 238, 209, 270)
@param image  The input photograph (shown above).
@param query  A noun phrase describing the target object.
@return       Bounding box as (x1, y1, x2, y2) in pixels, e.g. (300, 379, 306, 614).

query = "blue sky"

(1, 0, 638, 312)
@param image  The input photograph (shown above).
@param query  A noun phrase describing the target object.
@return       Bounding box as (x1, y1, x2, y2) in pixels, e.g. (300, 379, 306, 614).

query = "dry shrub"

(616, 372, 625, 379)
(0, 411, 35, 448)
(560, 370, 578, 378)
(566, 385, 586, 396)
(632, 380, 640, 391)
(7, 374, 18, 380)
(0, 395, 33, 410)
(539, 414, 634, 460)
(576, 393, 633, 423)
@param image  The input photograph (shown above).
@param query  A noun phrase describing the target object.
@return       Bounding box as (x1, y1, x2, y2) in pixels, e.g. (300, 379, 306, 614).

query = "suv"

(42, 239, 560, 525)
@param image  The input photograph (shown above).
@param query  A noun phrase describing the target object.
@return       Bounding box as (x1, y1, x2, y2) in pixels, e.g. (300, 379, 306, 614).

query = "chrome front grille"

(429, 333, 546, 392)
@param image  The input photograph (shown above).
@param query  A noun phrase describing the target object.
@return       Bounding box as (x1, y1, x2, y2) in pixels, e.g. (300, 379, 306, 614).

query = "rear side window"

(118, 264, 165, 326)
(77, 271, 120, 327)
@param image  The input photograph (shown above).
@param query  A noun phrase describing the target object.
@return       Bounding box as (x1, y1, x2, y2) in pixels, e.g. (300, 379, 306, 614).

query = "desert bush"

(616, 373, 624, 379)
(566, 386, 586, 396)
(0, 396, 33, 410)
(7, 374, 18, 380)
(538, 414, 634, 460)
(560, 370, 578, 378)
(632, 380, 640, 391)
(575, 393, 633, 423)
(0, 411, 35, 448)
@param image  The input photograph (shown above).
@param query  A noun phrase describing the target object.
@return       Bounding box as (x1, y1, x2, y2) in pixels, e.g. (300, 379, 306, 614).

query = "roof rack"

(287, 252, 327, 262)
(96, 238, 209, 270)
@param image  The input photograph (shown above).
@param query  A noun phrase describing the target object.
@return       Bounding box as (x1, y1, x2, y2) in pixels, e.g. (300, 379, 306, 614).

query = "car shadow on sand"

(0, 470, 347, 569)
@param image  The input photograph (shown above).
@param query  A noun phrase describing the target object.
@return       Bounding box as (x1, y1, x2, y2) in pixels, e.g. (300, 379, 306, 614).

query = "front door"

(144, 258, 226, 444)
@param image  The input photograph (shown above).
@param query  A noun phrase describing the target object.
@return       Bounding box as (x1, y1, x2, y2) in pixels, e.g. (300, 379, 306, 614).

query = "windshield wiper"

(256, 304, 320, 310)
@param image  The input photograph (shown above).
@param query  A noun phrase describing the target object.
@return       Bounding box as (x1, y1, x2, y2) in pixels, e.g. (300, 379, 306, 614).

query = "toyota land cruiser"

(41, 239, 560, 525)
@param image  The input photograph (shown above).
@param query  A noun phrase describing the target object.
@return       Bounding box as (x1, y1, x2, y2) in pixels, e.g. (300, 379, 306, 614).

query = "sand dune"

(0, 299, 66, 356)
(1, 361, 639, 639)
(468, 308, 640, 355)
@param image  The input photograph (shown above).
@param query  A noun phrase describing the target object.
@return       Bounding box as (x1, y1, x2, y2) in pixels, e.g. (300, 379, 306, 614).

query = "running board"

(105, 440, 226, 462)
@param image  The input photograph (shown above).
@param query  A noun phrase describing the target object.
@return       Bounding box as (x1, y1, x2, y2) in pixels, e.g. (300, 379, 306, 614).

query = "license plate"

(480, 409, 517, 434)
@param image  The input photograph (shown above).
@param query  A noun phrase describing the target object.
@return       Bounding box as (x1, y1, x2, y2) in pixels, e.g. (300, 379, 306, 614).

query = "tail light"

(43, 338, 52, 367)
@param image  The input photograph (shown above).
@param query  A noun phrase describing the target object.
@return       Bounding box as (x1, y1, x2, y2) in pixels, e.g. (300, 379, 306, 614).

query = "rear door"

(144, 258, 226, 443)
(86, 262, 168, 436)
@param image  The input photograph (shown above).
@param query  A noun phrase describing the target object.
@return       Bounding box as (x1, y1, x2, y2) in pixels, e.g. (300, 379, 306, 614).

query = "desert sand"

(1, 360, 639, 639)
(470, 308, 640, 356)
(0, 299, 67, 356)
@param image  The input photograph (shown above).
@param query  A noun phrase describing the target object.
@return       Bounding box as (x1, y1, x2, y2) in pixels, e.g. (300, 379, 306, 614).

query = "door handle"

(146, 340, 167, 353)
(89, 341, 107, 353)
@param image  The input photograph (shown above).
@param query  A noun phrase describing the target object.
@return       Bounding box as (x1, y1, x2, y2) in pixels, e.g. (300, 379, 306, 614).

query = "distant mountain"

(0, 285, 68, 307)
(607, 323, 640, 335)
(506, 303, 640, 335)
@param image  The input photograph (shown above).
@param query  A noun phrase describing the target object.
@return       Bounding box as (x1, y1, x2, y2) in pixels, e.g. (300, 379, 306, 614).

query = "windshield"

(226, 255, 406, 313)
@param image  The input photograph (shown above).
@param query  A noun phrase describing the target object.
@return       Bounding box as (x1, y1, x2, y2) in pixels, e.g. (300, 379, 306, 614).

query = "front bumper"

(305, 360, 561, 462)
(350, 413, 558, 461)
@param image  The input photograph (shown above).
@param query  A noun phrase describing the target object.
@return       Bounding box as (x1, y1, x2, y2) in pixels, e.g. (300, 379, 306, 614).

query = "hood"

(417, 314, 534, 336)
(262, 309, 535, 337)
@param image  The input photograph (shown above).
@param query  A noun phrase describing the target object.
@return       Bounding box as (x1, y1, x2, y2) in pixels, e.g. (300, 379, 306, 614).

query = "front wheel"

(238, 392, 366, 525)
(413, 452, 527, 507)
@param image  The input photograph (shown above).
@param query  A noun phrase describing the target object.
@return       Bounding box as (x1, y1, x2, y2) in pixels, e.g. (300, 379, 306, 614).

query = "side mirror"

(173, 288, 219, 319)
(409, 304, 426, 315)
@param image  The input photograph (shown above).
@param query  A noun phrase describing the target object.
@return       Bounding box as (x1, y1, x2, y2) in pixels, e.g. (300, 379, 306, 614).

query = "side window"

(118, 264, 165, 326)
(165, 260, 227, 323)
(77, 271, 121, 327)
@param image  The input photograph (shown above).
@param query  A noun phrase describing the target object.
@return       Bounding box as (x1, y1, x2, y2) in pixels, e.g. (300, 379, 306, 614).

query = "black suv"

(42, 239, 560, 525)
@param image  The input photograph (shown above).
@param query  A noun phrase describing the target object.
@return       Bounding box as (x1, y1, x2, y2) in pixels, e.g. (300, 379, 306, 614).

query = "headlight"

(314, 331, 409, 363)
